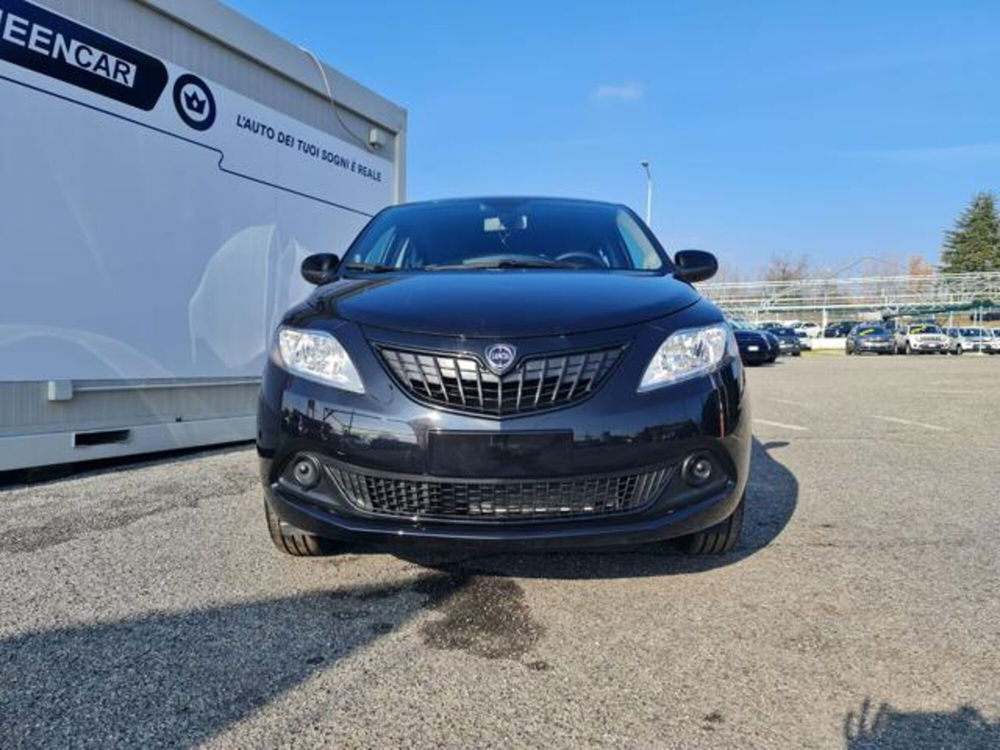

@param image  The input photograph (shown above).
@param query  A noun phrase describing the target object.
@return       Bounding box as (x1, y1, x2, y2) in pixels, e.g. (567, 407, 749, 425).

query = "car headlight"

(639, 323, 733, 391)
(276, 326, 364, 393)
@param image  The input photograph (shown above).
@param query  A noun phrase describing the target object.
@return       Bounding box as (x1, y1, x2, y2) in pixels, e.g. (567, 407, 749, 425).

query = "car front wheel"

(675, 494, 745, 555)
(265, 498, 341, 557)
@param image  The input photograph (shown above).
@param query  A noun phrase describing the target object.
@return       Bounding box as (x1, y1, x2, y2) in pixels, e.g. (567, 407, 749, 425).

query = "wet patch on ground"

(414, 571, 544, 661)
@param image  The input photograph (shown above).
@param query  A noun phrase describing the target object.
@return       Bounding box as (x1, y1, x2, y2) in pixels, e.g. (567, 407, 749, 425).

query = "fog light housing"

(682, 454, 715, 487)
(292, 456, 321, 489)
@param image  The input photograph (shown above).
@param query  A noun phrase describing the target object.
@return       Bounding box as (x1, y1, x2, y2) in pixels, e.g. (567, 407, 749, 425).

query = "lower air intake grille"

(377, 345, 624, 416)
(326, 463, 672, 522)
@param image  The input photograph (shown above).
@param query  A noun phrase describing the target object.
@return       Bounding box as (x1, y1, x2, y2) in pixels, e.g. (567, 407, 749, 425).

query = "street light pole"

(640, 160, 652, 226)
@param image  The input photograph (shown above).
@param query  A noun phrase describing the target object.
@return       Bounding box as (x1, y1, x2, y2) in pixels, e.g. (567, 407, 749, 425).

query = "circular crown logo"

(173, 73, 216, 131)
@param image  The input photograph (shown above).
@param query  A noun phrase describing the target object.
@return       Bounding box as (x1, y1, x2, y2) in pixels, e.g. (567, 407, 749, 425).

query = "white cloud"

(592, 81, 644, 101)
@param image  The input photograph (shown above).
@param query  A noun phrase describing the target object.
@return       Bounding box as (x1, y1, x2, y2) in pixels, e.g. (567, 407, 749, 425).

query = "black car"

(769, 327, 802, 356)
(733, 327, 775, 365)
(845, 324, 894, 355)
(258, 197, 751, 558)
(823, 321, 856, 338)
(760, 331, 781, 361)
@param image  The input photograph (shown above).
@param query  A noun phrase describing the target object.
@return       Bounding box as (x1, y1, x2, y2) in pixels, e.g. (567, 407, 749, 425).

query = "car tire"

(676, 494, 744, 555)
(265, 498, 341, 556)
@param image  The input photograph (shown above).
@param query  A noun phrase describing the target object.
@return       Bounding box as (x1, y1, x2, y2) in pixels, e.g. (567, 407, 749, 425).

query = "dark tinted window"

(347, 199, 668, 271)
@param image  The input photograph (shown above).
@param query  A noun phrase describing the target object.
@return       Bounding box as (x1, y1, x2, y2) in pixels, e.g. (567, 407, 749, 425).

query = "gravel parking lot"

(2, 354, 999, 749)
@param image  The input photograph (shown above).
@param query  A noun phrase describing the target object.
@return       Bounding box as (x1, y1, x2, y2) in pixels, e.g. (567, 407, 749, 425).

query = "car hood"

(315, 271, 701, 337)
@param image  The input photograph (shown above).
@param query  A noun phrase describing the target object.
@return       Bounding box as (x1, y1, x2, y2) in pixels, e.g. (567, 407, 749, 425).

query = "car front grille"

(377, 344, 625, 416)
(325, 462, 673, 522)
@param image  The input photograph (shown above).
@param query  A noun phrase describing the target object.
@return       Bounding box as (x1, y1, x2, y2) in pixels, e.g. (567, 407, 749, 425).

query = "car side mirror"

(673, 249, 718, 283)
(301, 253, 340, 285)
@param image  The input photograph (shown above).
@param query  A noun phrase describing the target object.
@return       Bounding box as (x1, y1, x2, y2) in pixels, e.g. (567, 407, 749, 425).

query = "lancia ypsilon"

(257, 198, 751, 557)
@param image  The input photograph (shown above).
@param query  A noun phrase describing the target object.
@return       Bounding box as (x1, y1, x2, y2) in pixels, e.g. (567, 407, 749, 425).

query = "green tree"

(941, 192, 1000, 273)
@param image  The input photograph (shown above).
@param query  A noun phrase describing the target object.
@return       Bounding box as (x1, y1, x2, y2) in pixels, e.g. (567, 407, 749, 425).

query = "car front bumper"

(738, 343, 772, 364)
(257, 321, 751, 550)
(857, 341, 894, 352)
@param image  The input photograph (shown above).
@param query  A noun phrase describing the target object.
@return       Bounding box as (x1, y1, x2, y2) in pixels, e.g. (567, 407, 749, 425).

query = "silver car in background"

(945, 327, 998, 354)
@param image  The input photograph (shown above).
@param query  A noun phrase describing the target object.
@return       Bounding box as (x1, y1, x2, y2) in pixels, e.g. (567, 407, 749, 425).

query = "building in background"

(0, 0, 406, 469)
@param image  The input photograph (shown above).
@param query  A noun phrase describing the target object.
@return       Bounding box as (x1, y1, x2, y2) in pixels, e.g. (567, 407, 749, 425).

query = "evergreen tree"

(941, 193, 1000, 272)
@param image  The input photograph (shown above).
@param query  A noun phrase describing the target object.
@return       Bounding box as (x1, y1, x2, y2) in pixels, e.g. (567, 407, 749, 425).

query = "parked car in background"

(895, 323, 949, 354)
(824, 321, 860, 338)
(944, 328, 963, 354)
(769, 327, 802, 356)
(947, 327, 999, 354)
(732, 327, 774, 365)
(759, 321, 783, 331)
(794, 321, 822, 338)
(795, 331, 813, 350)
(945, 328, 973, 354)
(760, 331, 781, 362)
(845, 324, 894, 355)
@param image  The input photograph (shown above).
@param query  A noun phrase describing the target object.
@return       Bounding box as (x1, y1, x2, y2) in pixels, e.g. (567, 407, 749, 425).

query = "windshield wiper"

(342, 262, 396, 273)
(425, 258, 580, 271)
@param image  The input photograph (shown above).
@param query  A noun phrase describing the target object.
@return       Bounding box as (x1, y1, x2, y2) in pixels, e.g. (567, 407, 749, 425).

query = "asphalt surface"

(2, 353, 999, 748)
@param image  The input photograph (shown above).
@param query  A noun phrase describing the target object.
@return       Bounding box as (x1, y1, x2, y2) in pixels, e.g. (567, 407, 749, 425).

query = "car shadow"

(389, 436, 798, 580)
(844, 698, 1000, 749)
(0, 571, 491, 748)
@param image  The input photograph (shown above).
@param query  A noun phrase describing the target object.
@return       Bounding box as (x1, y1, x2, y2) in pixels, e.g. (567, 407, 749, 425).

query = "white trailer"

(0, 0, 406, 470)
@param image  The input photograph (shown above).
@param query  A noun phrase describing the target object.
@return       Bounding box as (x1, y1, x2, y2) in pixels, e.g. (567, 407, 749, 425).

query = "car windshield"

(857, 327, 887, 336)
(344, 198, 669, 271)
(771, 328, 796, 335)
(960, 328, 983, 336)
(909, 325, 941, 334)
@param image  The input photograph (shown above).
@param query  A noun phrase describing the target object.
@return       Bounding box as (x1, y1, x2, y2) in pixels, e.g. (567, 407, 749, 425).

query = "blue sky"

(226, 0, 999, 277)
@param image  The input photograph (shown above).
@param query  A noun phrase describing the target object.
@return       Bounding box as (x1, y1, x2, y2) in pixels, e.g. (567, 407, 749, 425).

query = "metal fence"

(699, 272, 1000, 322)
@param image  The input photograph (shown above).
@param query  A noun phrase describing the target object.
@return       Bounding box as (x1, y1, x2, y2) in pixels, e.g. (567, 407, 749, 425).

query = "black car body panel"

(319, 271, 702, 337)
(258, 198, 751, 549)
